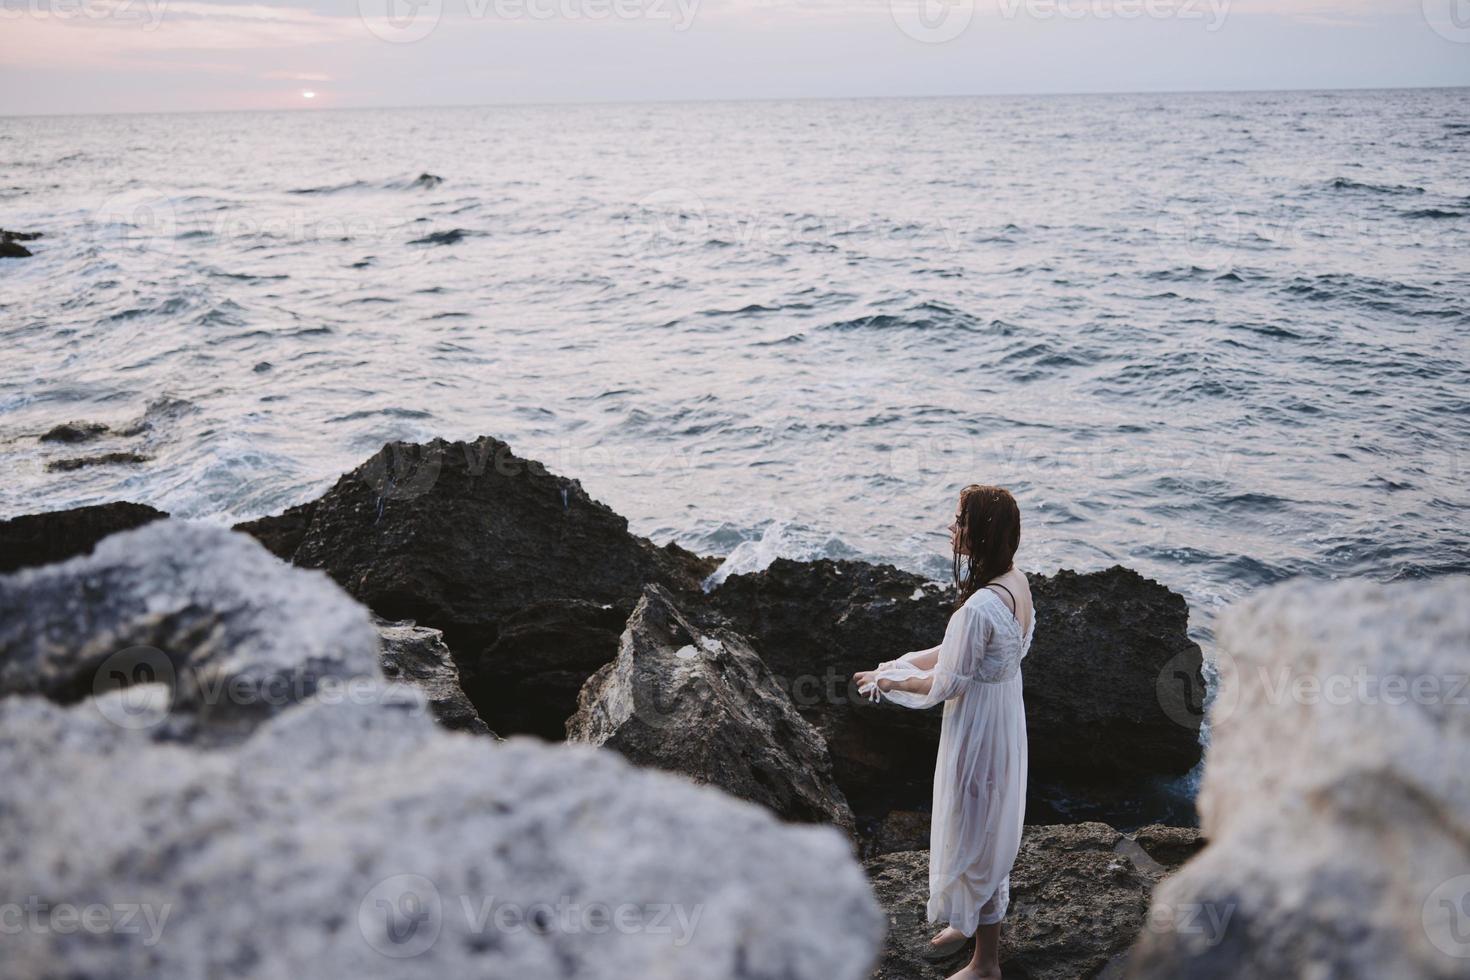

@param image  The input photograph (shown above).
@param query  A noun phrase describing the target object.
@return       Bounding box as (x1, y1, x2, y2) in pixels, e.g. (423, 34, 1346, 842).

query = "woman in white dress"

(854, 485, 1033, 980)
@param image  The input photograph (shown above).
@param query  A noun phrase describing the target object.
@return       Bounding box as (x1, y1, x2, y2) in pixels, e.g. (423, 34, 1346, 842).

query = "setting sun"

(301, 90, 316, 100)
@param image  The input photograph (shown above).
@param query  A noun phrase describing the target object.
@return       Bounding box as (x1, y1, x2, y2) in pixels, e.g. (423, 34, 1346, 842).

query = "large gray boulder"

(1128, 576, 1470, 978)
(568, 585, 856, 834)
(0, 690, 884, 979)
(0, 520, 379, 738)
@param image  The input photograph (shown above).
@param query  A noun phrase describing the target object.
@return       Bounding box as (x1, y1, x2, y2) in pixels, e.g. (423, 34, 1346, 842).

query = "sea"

(3, 87, 1468, 653)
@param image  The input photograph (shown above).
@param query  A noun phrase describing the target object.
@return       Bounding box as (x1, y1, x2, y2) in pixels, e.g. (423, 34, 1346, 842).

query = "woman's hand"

(853, 670, 892, 702)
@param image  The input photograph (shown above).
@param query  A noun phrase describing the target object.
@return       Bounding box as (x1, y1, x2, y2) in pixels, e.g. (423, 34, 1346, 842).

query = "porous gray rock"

(869, 823, 1202, 980)
(374, 617, 494, 736)
(0, 519, 379, 737)
(568, 585, 855, 833)
(1127, 576, 1470, 979)
(0, 689, 885, 980)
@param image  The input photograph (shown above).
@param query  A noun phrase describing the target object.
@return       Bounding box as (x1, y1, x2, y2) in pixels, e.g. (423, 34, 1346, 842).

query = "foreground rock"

(236, 436, 717, 736)
(1, 689, 883, 979)
(0, 520, 379, 739)
(374, 616, 494, 736)
(1128, 576, 1470, 978)
(869, 823, 1202, 980)
(710, 559, 1203, 822)
(0, 500, 166, 574)
(569, 585, 855, 833)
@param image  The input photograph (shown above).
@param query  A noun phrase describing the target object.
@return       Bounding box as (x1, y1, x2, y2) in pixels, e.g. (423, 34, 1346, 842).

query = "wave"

(288, 173, 445, 195)
(407, 228, 481, 246)
(1326, 177, 1425, 196)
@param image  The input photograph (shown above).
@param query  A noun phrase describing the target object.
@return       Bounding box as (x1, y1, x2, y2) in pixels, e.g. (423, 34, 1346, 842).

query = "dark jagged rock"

(1, 228, 39, 258)
(412, 172, 444, 188)
(861, 809, 932, 859)
(236, 436, 717, 733)
(868, 822, 1203, 980)
(39, 421, 111, 443)
(46, 450, 152, 472)
(234, 499, 316, 562)
(469, 598, 627, 739)
(709, 558, 952, 816)
(0, 520, 380, 740)
(0, 501, 167, 574)
(1028, 567, 1204, 776)
(710, 558, 1204, 824)
(568, 585, 855, 833)
(374, 617, 494, 736)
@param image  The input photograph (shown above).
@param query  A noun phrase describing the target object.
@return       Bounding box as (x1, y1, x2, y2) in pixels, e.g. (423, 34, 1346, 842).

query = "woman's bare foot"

(945, 965, 1001, 980)
(930, 926, 967, 948)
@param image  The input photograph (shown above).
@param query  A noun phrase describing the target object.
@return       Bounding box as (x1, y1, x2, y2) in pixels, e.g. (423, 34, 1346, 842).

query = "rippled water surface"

(3, 89, 1468, 645)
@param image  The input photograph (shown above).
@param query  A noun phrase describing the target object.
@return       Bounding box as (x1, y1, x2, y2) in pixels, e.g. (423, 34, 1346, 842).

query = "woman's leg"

(944, 923, 1000, 980)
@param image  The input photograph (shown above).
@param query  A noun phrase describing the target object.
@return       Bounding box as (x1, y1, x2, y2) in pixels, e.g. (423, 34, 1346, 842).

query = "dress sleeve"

(872, 600, 987, 710)
(878, 645, 941, 672)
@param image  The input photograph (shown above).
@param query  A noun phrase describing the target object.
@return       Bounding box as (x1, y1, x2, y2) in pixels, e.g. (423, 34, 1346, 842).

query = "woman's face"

(949, 496, 969, 556)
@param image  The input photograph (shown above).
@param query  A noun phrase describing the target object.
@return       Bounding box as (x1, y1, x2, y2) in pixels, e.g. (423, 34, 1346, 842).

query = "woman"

(854, 485, 1033, 980)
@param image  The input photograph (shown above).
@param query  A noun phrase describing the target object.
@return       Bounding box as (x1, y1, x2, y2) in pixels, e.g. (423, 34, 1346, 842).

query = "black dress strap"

(985, 582, 1017, 616)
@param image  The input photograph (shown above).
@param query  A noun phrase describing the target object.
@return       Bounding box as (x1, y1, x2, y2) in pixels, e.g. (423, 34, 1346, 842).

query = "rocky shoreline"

(0, 434, 1217, 977)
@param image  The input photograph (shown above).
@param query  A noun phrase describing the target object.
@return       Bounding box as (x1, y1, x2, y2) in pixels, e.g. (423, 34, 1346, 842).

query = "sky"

(1, 0, 1468, 115)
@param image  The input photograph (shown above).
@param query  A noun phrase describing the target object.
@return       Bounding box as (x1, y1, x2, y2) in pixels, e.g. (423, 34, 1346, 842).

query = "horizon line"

(4, 81, 1467, 121)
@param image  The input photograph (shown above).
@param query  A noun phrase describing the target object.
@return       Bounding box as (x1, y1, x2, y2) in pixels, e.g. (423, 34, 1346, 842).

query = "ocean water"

(2, 88, 1468, 649)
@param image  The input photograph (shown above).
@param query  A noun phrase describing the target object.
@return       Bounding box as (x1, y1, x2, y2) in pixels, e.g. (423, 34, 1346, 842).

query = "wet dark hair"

(952, 484, 1021, 609)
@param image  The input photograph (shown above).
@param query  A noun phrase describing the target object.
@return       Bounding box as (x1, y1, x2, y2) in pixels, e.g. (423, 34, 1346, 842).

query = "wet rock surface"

(0, 500, 167, 574)
(869, 823, 1202, 980)
(1128, 576, 1470, 979)
(0, 227, 39, 258)
(568, 585, 855, 832)
(45, 450, 153, 472)
(39, 420, 112, 443)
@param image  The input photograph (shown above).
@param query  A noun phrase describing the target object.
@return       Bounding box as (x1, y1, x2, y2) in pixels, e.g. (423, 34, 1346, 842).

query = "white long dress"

(867, 586, 1033, 935)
